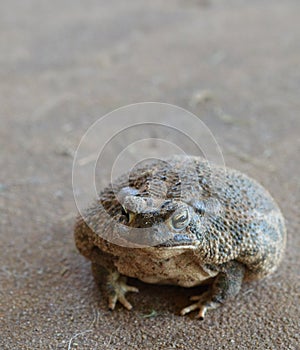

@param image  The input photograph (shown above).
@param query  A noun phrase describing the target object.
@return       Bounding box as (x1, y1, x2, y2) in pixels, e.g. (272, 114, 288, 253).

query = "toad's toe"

(107, 274, 139, 311)
(180, 292, 219, 320)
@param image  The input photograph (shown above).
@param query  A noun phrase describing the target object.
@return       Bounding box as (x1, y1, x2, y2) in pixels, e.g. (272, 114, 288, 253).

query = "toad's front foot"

(107, 271, 139, 310)
(180, 292, 220, 320)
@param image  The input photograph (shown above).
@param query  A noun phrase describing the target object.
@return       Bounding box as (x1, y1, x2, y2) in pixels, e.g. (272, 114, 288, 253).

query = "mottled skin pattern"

(74, 155, 286, 319)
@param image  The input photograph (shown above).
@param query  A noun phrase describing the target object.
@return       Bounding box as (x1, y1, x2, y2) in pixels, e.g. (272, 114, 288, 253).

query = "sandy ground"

(0, 0, 299, 349)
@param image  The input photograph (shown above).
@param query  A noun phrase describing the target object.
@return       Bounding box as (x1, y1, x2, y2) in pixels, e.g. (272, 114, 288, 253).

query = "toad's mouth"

(115, 222, 198, 247)
(155, 233, 195, 247)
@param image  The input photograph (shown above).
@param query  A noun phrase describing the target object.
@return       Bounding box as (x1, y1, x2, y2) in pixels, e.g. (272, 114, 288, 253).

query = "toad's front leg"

(180, 261, 245, 319)
(92, 262, 139, 311)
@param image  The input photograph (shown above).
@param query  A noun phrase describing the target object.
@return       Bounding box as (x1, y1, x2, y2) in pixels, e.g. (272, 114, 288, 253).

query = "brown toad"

(74, 155, 286, 319)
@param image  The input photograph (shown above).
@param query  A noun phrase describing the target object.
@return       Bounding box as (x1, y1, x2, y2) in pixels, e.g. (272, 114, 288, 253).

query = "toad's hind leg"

(92, 262, 139, 311)
(180, 261, 245, 319)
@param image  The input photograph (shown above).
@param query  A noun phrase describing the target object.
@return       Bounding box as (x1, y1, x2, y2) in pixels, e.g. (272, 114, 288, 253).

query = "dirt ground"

(0, 0, 299, 349)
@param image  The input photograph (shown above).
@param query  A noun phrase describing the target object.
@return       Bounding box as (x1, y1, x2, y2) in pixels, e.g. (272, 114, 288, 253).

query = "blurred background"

(1, 0, 299, 349)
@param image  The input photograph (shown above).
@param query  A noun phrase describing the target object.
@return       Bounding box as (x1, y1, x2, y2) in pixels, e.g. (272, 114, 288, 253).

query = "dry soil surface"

(0, 0, 299, 349)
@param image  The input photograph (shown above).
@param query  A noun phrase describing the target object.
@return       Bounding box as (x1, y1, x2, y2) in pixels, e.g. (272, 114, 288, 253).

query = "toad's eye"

(121, 206, 135, 224)
(171, 208, 190, 230)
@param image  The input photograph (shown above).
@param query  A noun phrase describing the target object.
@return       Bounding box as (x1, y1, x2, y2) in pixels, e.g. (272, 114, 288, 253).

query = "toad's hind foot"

(181, 262, 245, 319)
(107, 272, 139, 310)
(180, 292, 220, 320)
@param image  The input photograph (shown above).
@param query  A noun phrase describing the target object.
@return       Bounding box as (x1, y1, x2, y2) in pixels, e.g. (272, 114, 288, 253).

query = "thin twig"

(67, 329, 93, 350)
